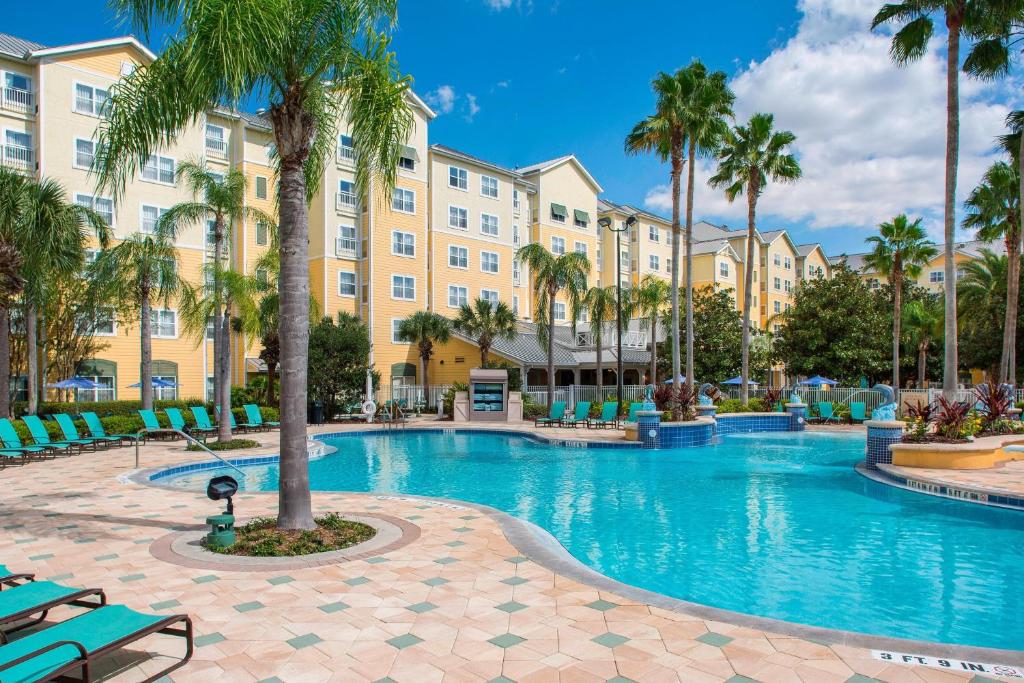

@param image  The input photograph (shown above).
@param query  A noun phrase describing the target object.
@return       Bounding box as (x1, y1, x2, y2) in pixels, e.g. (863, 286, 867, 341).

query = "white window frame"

(150, 308, 178, 339)
(554, 302, 566, 321)
(448, 285, 468, 308)
(3, 71, 31, 95)
(205, 123, 227, 154)
(774, 276, 781, 291)
(784, 256, 792, 270)
(480, 289, 500, 306)
(391, 230, 415, 258)
(551, 236, 565, 255)
(449, 165, 468, 191)
(72, 81, 109, 117)
(141, 154, 176, 185)
(75, 193, 114, 228)
(448, 245, 469, 269)
(480, 212, 499, 237)
(391, 274, 416, 301)
(337, 224, 358, 257)
(93, 307, 116, 336)
(255, 175, 269, 200)
(774, 301, 781, 314)
(337, 134, 355, 162)
(140, 204, 168, 234)
(649, 225, 659, 242)
(930, 271, 944, 283)
(649, 255, 660, 271)
(574, 241, 587, 256)
(512, 295, 520, 315)
(391, 188, 416, 214)
(480, 174, 499, 199)
(338, 271, 357, 297)
(448, 204, 468, 230)
(73, 137, 97, 170)
(392, 319, 409, 344)
(773, 253, 781, 266)
(480, 251, 499, 274)
(255, 220, 269, 246)
(720, 261, 729, 277)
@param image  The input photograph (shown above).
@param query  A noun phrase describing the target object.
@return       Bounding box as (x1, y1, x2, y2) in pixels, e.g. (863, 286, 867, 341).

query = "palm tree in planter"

(584, 285, 618, 403)
(903, 296, 944, 389)
(92, 229, 180, 410)
(453, 298, 517, 367)
(864, 214, 937, 389)
(709, 112, 801, 404)
(397, 311, 452, 404)
(516, 243, 590, 407)
(95, 0, 413, 531)
(0, 168, 29, 417)
(633, 274, 670, 387)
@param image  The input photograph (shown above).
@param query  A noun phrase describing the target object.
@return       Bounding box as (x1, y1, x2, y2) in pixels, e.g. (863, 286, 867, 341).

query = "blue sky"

(6, 0, 1020, 254)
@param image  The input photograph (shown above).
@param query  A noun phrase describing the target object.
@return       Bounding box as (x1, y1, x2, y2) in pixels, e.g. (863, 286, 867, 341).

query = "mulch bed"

(205, 513, 376, 557)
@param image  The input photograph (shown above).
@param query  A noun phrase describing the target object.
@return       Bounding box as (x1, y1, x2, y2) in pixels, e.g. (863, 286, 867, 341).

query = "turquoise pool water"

(163, 430, 1024, 650)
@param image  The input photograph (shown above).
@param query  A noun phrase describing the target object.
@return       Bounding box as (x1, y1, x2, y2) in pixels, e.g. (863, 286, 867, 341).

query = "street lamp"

(598, 214, 638, 407)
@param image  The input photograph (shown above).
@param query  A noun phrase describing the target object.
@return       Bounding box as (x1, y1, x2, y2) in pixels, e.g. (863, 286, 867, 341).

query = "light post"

(598, 214, 638, 407)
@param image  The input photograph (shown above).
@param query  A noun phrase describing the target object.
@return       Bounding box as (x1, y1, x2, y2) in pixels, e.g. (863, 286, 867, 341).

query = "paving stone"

(591, 632, 629, 648)
(488, 633, 526, 649)
(386, 633, 423, 649)
(697, 632, 733, 647)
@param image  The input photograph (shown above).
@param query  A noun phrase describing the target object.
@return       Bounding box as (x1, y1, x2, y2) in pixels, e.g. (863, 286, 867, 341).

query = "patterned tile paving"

(0, 423, 1014, 682)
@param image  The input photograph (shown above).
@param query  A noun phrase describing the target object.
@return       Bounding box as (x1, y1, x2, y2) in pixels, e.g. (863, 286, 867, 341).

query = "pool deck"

(880, 459, 1024, 504)
(0, 420, 1018, 682)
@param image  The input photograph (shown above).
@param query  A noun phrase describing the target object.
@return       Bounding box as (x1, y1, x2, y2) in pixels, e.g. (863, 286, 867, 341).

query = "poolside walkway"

(0, 422, 1014, 682)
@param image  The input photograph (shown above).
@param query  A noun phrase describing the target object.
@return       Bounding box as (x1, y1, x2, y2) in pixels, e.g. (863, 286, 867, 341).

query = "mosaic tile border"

(863, 463, 1024, 511)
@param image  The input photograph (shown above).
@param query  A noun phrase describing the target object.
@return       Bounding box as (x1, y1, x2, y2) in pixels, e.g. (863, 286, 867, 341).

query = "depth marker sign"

(872, 650, 1023, 678)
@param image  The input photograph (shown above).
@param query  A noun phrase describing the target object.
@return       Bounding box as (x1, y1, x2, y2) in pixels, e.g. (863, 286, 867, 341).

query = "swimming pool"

(161, 430, 1024, 651)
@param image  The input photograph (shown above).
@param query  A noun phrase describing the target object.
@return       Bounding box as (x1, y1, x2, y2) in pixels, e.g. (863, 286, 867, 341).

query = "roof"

(516, 155, 603, 193)
(830, 239, 1008, 274)
(0, 33, 46, 59)
(597, 198, 671, 225)
(760, 230, 785, 241)
(690, 239, 737, 257)
(455, 322, 650, 366)
(30, 36, 157, 62)
(430, 144, 535, 190)
(796, 243, 824, 257)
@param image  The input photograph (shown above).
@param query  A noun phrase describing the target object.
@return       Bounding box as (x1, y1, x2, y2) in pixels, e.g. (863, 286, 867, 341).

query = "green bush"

(20, 398, 205, 419)
(748, 398, 767, 412)
(187, 438, 260, 451)
(717, 399, 750, 414)
(442, 382, 469, 417)
(522, 396, 547, 419)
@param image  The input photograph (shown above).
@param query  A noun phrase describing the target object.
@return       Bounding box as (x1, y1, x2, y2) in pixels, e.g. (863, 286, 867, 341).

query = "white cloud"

(483, 0, 534, 12)
(425, 85, 456, 115)
(464, 93, 481, 122)
(643, 0, 1018, 243)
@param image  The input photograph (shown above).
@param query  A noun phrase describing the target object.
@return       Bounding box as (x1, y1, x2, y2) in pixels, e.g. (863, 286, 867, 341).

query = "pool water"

(164, 430, 1024, 650)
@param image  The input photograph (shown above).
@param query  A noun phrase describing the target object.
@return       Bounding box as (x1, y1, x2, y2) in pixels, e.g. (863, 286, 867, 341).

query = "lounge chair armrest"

(0, 639, 88, 673)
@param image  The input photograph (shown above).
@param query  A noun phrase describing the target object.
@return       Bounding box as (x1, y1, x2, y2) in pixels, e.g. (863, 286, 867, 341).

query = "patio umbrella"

(46, 376, 101, 390)
(129, 377, 177, 388)
(662, 375, 688, 384)
(799, 375, 838, 387)
(722, 376, 759, 385)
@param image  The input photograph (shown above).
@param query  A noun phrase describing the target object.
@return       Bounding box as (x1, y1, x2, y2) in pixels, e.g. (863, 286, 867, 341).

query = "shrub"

(522, 396, 547, 419)
(187, 438, 260, 451)
(748, 398, 767, 412)
(20, 398, 205, 419)
(974, 382, 1012, 428)
(934, 397, 973, 439)
(442, 382, 469, 417)
(763, 387, 783, 411)
(718, 399, 749, 414)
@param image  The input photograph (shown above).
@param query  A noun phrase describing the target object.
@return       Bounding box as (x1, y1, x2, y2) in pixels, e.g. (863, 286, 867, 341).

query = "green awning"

(550, 203, 567, 218)
(391, 362, 416, 378)
(400, 145, 419, 161)
(573, 209, 589, 225)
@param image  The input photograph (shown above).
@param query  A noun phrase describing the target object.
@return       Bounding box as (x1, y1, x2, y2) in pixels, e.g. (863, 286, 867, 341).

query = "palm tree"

(95, 0, 413, 531)
(872, 1, 1021, 397)
(91, 230, 179, 410)
(397, 311, 451, 396)
(0, 169, 29, 417)
(515, 244, 590, 407)
(584, 286, 618, 402)
(864, 215, 938, 388)
(964, 160, 1020, 385)
(709, 113, 801, 404)
(903, 296, 944, 388)
(452, 298, 517, 367)
(633, 275, 670, 386)
(958, 249, 1008, 319)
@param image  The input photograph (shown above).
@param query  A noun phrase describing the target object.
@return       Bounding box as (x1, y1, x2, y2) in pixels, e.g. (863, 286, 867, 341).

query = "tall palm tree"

(516, 244, 590, 407)
(872, 0, 1021, 397)
(160, 162, 274, 441)
(958, 250, 1007, 376)
(709, 113, 801, 404)
(584, 285, 618, 402)
(963, 160, 1020, 385)
(452, 298, 517, 367)
(91, 230, 180, 410)
(0, 169, 29, 417)
(633, 275, 670, 386)
(903, 296, 944, 388)
(397, 311, 451, 395)
(864, 215, 938, 388)
(95, 0, 413, 531)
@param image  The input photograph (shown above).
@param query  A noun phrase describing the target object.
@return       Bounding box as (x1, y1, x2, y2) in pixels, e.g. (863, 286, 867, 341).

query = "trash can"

(309, 400, 324, 425)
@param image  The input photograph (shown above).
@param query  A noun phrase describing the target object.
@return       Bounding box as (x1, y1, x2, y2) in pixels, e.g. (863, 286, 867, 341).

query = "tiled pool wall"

(715, 413, 796, 435)
(871, 466, 1024, 511)
(865, 423, 905, 470)
(659, 421, 715, 447)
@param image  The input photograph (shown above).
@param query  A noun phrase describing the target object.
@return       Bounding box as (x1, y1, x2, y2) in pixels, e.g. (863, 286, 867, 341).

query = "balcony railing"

(335, 236, 359, 258)
(337, 146, 355, 163)
(205, 137, 227, 156)
(336, 191, 357, 211)
(2, 145, 34, 170)
(2, 88, 33, 112)
(513, 199, 521, 215)
(574, 330, 648, 349)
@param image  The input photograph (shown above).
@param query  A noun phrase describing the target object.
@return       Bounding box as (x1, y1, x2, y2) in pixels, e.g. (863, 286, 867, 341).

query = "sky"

(6, 0, 1023, 254)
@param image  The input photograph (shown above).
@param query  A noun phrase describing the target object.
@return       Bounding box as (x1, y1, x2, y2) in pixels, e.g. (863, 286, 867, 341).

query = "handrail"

(135, 427, 246, 476)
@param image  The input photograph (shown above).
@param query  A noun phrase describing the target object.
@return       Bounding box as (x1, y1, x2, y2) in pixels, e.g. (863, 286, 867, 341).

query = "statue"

(642, 383, 656, 411)
(870, 383, 897, 421)
(698, 393, 713, 407)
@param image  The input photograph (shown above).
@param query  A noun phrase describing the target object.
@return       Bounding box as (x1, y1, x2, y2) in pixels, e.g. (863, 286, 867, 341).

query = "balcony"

(205, 137, 227, 158)
(2, 145, 34, 171)
(336, 191, 358, 212)
(337, 146, 355, 164)
(1, 88, 33, 113)
(513, 199, 521, 215)
(335, 236, 359, 259)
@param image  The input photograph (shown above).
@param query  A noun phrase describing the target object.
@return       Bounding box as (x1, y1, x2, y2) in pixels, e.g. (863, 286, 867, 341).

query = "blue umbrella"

(799, 375, 838, 387)
(722, 376, 758, 385)
(662, 375, 688, 384)
(129, 377, 177, 388)
(47, 376, 100, 390)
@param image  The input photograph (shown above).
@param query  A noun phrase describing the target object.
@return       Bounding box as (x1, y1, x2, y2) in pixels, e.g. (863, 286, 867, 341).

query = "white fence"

(525, 384, 648, 408)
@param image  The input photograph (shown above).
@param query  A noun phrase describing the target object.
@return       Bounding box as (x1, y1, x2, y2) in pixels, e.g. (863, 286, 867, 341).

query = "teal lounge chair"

(0, 565, 33, 588)
(815, 402, 836, 424)
(53, 414, 113, 450)
(21, 416, 79, 454)
(80, 412, 142, 446)
(0, 603, 192, 683)
(588, 401, 619, 429)
(0, 419, 51, 459)
(217, 407, 258, 432)
(535, 401, 566, 427)
(189, 406, 219, 437)
(563, 401, 591, 428)
(244, 404, 279, 430)
(164, 407, 188, 432)
(0, 581, 105, 640)
(850, 402, 867, 423)
(138, 409, 176, 439)
(625, 402, 643, 424)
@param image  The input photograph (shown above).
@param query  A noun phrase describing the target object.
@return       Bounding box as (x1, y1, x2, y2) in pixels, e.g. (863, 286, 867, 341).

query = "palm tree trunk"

(942, 12, 961, 398)
(596, 330, 603, 402)
(480, 343, 488, 367)
(212, 308, 221, 414)
(26, 305, 37, 415)
(38, 310, 46, 406)
(0, 308, 9, 418)
(685, 140, 696, 392)
(276, 147, 315, 531)
(649, 312, 658, 386)
(266, 361, 276, 406)
(140, 293, 153, 410)
(741, 177, 758, 405)
(547, 295, 556, 408)
(1001, 227, 1020, 386)
(421, 348, 429, 397)
(892, 271, 902, 388)
(918, 340, 928, 389)
(218, 313, 232, 442)
(670, 139, 683, 415)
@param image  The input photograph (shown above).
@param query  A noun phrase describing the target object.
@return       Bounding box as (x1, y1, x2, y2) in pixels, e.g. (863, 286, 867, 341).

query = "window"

(399, 152, 415, 171)
(4, 72, 30, 94)
(481, 251, 499, 273)
(255, 267, 268, 284)
(449, 245, 468, 269)
(649, 225, 659, 242)
(337, 180, 356, 209)
(481, 289, 499, 306)
(513, 223, 521, 247)
(481, 213, 499, 236)
(150, 309, 177, 338)
(205, 124, 226, 154)
(551, 236, 565, 255)
(513, 259, 521, 284)
(255, 176, 268, 200)
(956, 267, 966, 280)
(574, 211, 589, 229)
(785, 303, 791, 312)
(448, 205, 468, 230)
(392, 188, 415, 213)
(666, 259, 672, 274)
(720, 261, 729, 277)
(784, 280, 792, 293)
(449, 166, 468, 190)
(392, 230, 415, 257)
(481, 175, 498, 198)
(141, 155, 175, 184)
(337, 134, 355, 161)
(392, 319, 408, 344)
(75, 194, 114, 227)
(93, 308, 115, 336)
(773, 254, 781, 267)
(73, 83, 108, 116)
(574, 241, 587, 256)
(551, 204, 567, 223)
(784, 256, 791, 270)
(930, 271, 944, 283)
(391, 275, 415, 300)
(337, 225, 358, 257)
(620, 250, 629, 268)
(774, 301, 781, 314)
(513, 295, 520, 315)
(448, 285, 468, 308)
(649, 255, 660, 270)
(74, 138, 97, 169)
(867, 278, 880, 290)
(774, 276, 781, 291)
(554, 302, 566, 321)
(255, 220, 269, 246)
(753, 270, 758, 282)
(339, 271, 356, 297)
(140, 204, 168, 234)
(205, 219, 218, 246)
(513, 189, 521, 214)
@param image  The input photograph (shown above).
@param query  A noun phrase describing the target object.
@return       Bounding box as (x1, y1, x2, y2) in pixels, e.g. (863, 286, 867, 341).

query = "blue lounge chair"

(0, 604, 192, 682)
(535, 401, 566, 427)
(850, 402, 867, 423)
(815, 402, 836, 424)
(217, 407, 258, 432)
(21, 416, 79, 454)
(587, 401, 619, 429)
(189, 406, 219, 437)
(164, 407, 188, 433)
(53, 414, 113, 450)
(625, 402, 643, 424)
(0, 419, 50, 459)
(138, 409, 176, 439)
(244, 404, 279, 430)
(562, 401, 591, 428)
(0, 565, 33, 588)
(80, 412, 142, 446)
(0, 580, 105, 640)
